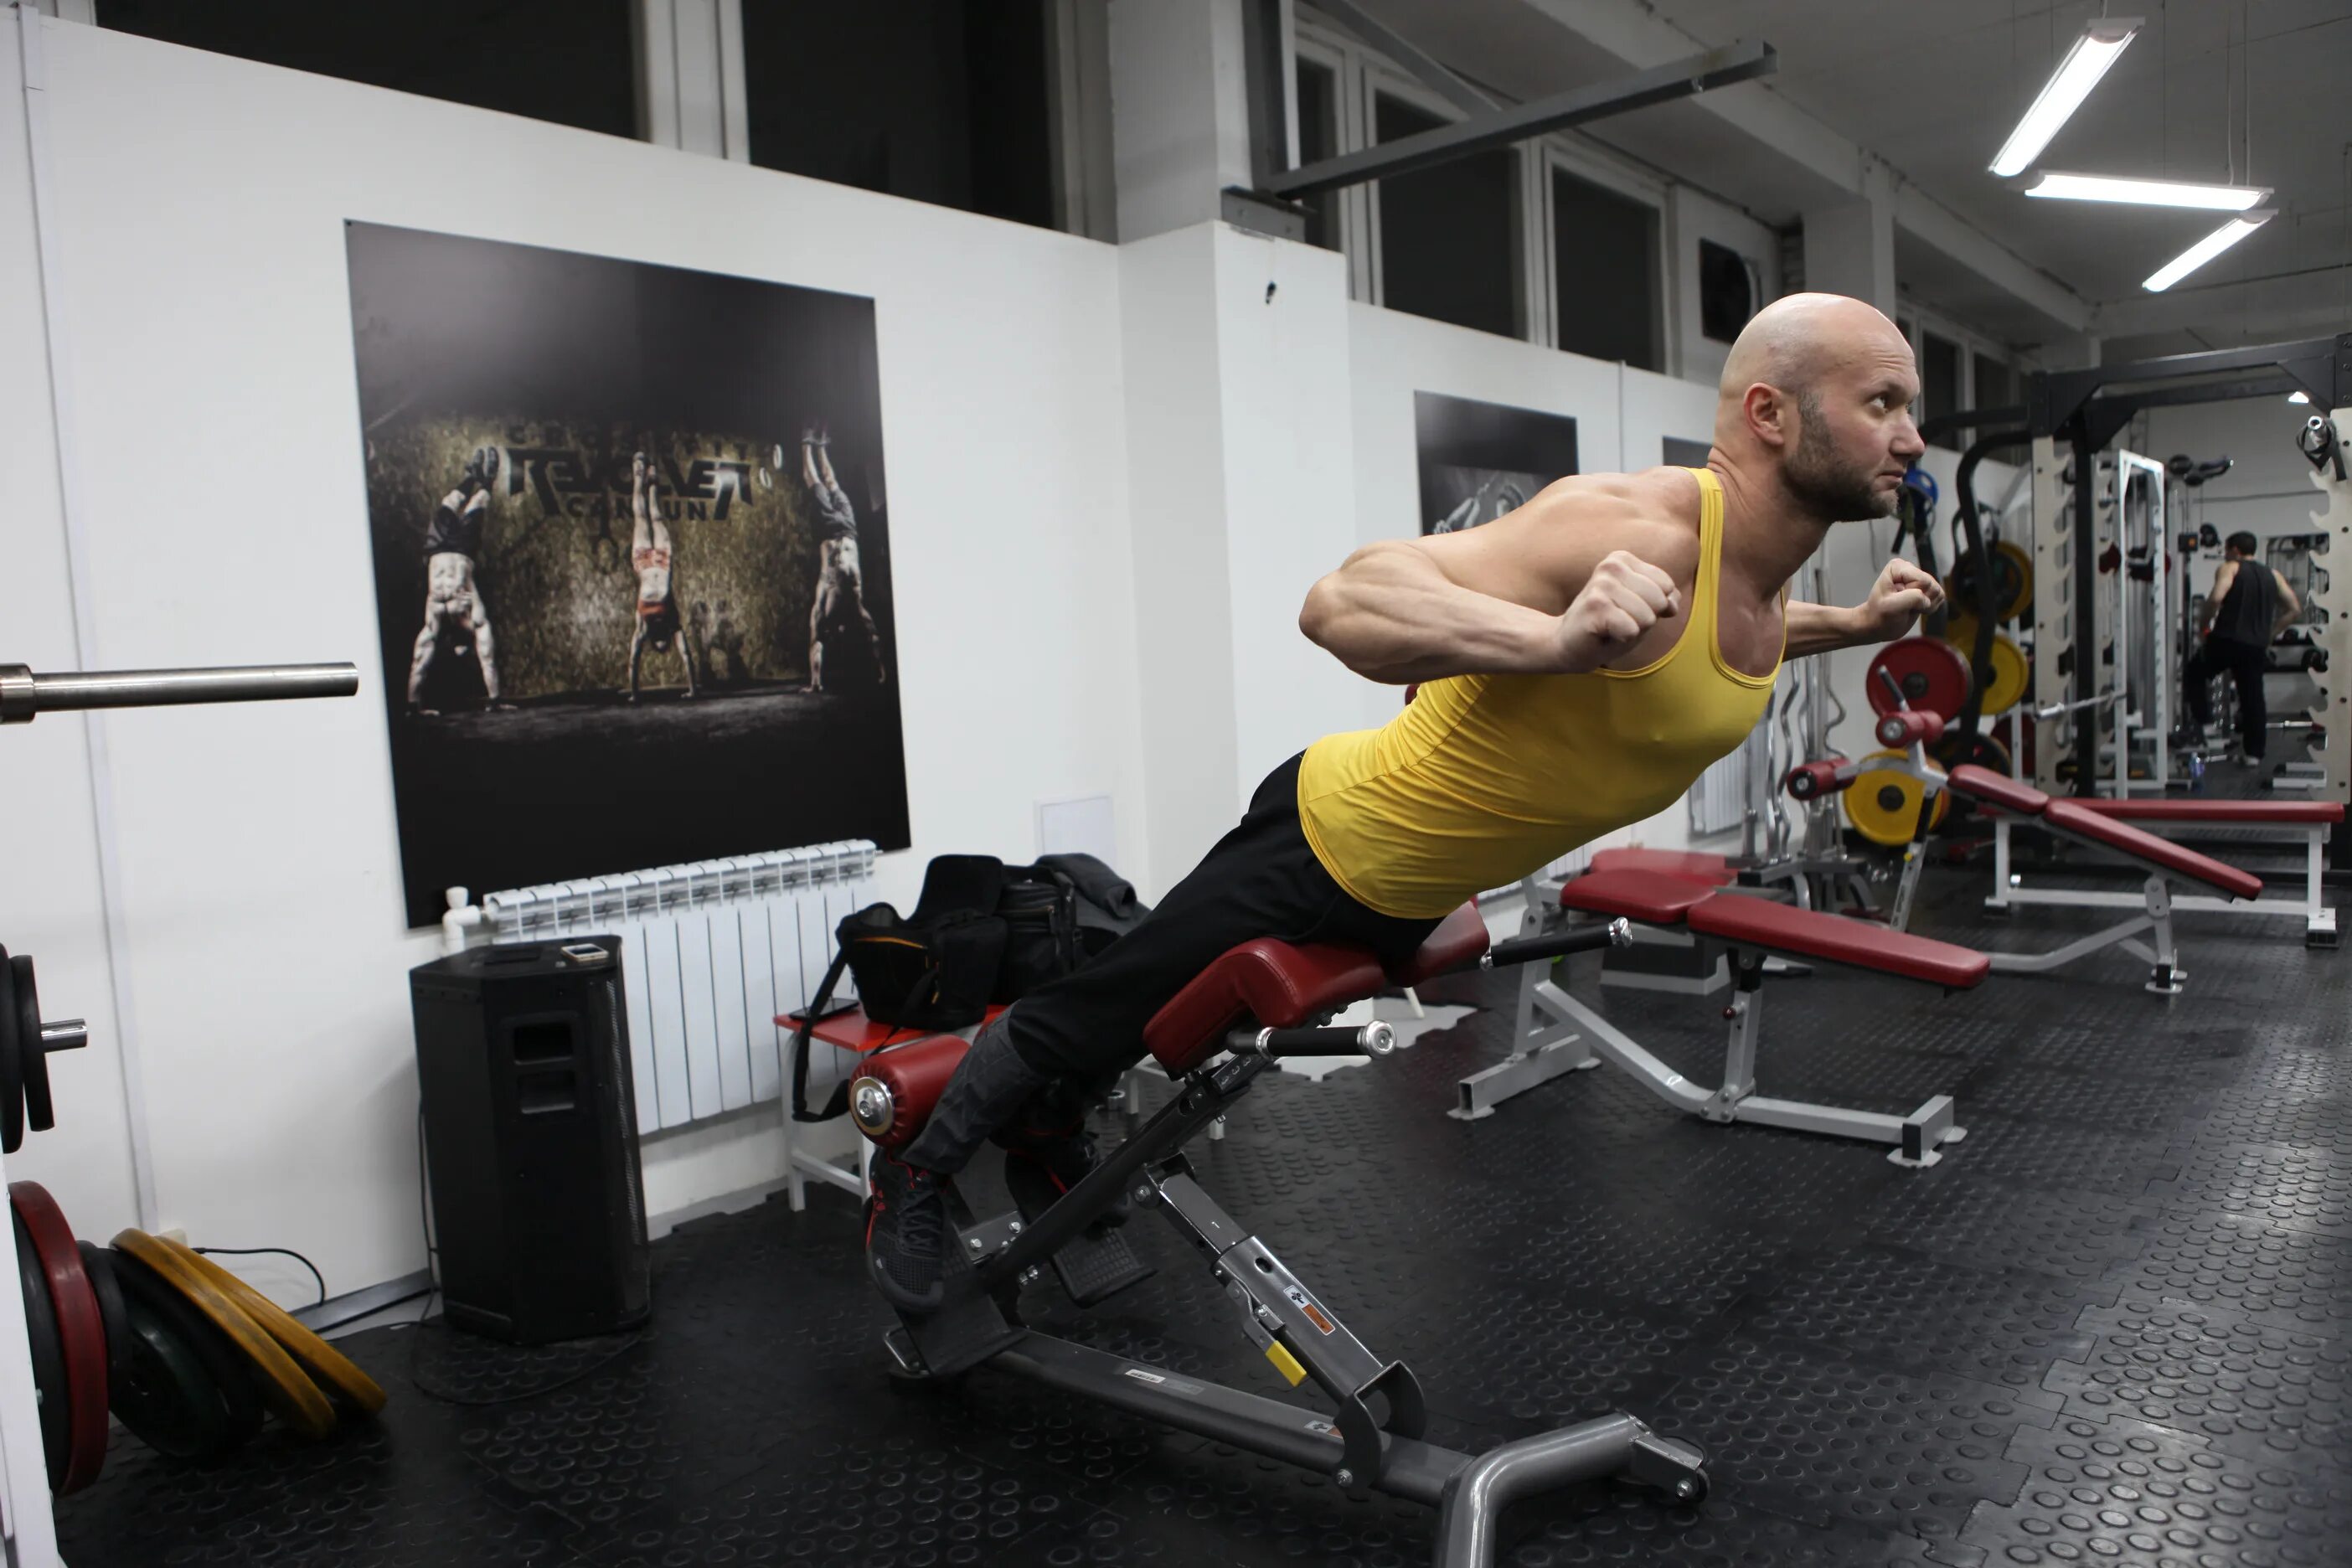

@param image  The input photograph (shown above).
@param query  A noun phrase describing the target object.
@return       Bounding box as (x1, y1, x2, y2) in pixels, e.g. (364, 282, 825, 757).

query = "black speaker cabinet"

(409, 936, 650, 1344)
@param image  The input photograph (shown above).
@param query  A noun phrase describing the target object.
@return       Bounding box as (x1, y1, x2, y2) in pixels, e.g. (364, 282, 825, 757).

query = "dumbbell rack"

(0, 659, 357, 1565)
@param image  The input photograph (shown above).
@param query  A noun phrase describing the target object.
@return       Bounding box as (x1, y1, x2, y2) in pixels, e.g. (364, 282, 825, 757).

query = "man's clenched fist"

(1552, 550, 1679, 673)
(1860, 557, 1945, 639)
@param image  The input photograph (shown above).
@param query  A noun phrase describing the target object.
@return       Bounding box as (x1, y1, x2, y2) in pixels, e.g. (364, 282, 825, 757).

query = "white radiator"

(477, 842, 879, 1133)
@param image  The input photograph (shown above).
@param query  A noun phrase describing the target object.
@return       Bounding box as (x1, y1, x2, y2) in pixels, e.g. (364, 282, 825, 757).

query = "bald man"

(864, 293, 1942, 1313)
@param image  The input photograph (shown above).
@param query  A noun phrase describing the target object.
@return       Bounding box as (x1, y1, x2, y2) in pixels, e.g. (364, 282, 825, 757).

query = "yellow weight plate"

(1994, 541, 2034, 621)
(158, 1236, 385, 1416)
(111, 1229, 336, 1439)
(1844, 749, 1948, 847)
(1982, 633, 2030, 716)
(1941, 610, 1981, 655)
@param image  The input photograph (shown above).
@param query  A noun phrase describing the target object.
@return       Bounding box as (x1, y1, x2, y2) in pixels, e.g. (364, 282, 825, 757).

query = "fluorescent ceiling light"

(2143, 210, 2273, 292)
(2024, 171, 2267, 210)
(1989, 18, 2142, 177)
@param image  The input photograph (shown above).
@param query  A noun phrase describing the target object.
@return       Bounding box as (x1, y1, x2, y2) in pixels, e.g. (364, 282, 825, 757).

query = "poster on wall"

(346, 222, 910, 928)
(1413, 392, 1580, 537)
(1663, 436, 1714, 468)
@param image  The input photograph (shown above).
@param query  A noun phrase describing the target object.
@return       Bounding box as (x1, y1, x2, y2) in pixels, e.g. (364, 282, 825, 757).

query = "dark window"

(1552, 169, 1659, 370)
(1295, 58, 1340, 251)
(1973, 352, 2014, 413)
(98, 0, 637, 139)
(1375, 93, 1519, 339)
(1697, 240, 1756, 343)
(742, 1, 1055, 230)
(1923, 333, 1963, 450)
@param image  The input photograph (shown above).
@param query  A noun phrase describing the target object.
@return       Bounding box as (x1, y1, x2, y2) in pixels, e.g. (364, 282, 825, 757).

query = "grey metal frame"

(1987, 814, 2338, 947)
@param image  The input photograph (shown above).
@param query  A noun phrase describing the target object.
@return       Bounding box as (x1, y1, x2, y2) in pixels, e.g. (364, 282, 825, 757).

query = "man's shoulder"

(1518, 467, 1703, 564)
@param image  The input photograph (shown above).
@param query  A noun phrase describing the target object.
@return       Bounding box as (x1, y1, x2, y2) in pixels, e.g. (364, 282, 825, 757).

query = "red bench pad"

(1560, 869, 1720, 924)
(1687, 895, 1990, 988)
(1143, 939, 1385, 1075)
(852, 1033, 972, 1151)
(1586, 848, 1736, 885)
(1947, 765, 2050, 817)
(781, 1003, 1008, 1055)
(2042, 800, 2264, 900)
(1385, 901, 1491, 988)
(2074, 798, 2343, 825)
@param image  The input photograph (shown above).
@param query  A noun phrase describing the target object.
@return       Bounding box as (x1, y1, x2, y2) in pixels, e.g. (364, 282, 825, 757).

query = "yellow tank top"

(1297, 468, 1782, 918)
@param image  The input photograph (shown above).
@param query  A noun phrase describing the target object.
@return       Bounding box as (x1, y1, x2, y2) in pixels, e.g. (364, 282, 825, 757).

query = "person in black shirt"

(2184, 530, 2300, 760)
(628, 451, 700, 702)
(405, 449, 503, 715)
(800, 425, 887, 692)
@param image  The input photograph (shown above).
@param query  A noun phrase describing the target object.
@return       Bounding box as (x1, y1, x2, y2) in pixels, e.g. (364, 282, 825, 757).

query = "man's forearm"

(1782, 601, 1876, 658)
(1300, 546, 1560, 683)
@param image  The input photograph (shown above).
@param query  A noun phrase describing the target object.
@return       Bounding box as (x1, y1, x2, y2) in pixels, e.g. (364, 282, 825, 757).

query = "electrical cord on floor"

(192, 1246, 327, 1308)
(400, 1099, 652, 1407)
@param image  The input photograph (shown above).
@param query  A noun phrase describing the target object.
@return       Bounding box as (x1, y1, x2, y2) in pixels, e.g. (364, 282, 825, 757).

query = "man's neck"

(1705, 453, 1834, 595)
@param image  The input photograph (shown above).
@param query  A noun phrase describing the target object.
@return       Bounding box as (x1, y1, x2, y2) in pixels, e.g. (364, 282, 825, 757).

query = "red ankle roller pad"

(854, 1034, 974, 1150)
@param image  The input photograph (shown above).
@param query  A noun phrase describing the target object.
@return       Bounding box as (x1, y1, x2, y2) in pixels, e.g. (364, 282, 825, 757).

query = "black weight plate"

(110, 1285, 239, 1462)
(109, 1246, 263, 1451)
(14, 957, 50, 1133)
(15, 1210, 69, 1489)
(0, 952, 20, 1154)
(77, 1241, 136, 1397)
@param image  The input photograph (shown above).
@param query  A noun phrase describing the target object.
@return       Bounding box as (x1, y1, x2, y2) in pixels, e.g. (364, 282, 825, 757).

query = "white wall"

(1667, 185, 1782, 389)
(0, 18, 1143, 1301)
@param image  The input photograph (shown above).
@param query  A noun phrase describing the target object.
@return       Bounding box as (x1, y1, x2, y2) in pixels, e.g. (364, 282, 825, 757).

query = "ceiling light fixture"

(2024, 171, 2267, 209)
(1989, 18, 2143, 178)
(2289, 391, 2311, 405)
(2143, 210, 2274, 292)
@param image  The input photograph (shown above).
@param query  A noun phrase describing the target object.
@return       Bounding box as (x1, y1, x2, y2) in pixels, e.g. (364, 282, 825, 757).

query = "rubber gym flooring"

(54, 790, 2350, 1565)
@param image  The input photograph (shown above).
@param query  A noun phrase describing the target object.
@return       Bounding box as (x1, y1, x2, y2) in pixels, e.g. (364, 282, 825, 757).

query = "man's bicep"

(1406, 496, 1622, 615)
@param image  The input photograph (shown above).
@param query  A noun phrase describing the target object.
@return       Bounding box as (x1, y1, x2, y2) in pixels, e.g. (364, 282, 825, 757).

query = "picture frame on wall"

(1413, 391, 1581, 538)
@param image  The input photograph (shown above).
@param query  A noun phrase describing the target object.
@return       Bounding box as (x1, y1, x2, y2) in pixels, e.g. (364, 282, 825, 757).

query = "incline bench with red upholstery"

(1508, 858, 1987, 1167)
(1984, 790, 2340, 949)
(1945, 765, 2269, 992)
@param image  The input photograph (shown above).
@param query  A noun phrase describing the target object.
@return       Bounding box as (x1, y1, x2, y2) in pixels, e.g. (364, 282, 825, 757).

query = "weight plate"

(1982, 633, 2030, 716)
(76, 1240, 135, 1396)
(14, 1210, 69, 1490)
(1994, 542, 2035, 620)
(1845, 749, 1948, 847)
(0, 951, 21, 1154)
(1933, 731, 2014, 776)
(160, 1238, 384, 1416)
(108, 1244, 264, 1452)
(1865, 637, 1973, 720)
(1941, 609, 1981, 656)
(111, 1230, 335, 1439)
(110, 1277, 241, 1461)
(11, 1184, 108, 1492)
(14, 956, 51, 1134)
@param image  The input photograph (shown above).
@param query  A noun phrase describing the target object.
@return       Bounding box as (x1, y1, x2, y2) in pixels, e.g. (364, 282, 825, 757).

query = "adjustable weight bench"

(1504, 865, 1987, 1167)
(1985, 793, 2339, 949)
(1944, 765, 2264, 994)
(841, 903, 1705, 1568)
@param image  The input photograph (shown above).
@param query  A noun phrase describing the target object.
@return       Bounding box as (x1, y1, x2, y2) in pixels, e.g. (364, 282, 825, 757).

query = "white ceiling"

(1337, 0, 2352, 357)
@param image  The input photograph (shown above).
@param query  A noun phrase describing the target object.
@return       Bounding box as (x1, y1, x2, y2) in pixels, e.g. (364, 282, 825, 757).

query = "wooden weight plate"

(13, 1211, 70, 1489)
(11, 1184, 108, 1492)
(76, 1240, 135, 1395)
(111, 1230, 334, 1439)
(13, 957, 52, 1134)
(1865, 637, 1973, 720)
(1845, 749, 1948, 847)
(107, 1244, 264, 1452)
(109, 1274, 243, 1461)
(159, 1238, 385, 1416)
(1982, 634, 2030, 716)
(1994, 541, 2035, 620)
(0, 952, 22, 1154)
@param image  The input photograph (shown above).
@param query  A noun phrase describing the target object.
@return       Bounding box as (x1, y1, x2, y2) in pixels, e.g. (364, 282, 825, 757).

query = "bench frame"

(1987, 813, 2338, 948)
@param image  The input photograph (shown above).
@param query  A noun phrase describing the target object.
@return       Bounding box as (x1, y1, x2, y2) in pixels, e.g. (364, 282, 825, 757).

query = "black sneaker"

(865, 1156, 946, 1313)
(1003, 1132, 1131, 1230)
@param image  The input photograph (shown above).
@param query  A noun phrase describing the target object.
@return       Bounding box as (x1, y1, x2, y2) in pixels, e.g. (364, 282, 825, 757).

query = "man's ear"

(1744, 384, 1791, 451)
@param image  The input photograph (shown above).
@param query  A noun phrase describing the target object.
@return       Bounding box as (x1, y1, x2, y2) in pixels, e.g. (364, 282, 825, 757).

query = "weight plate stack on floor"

(107, 1244, 265, 1457)
(75, 1240, 135, 1396)
(11, 1183, 109, 1492)
(159, 1236, 385, 1416)
(111, 1229, 337, 1438)
(13, 1209, 71, 1491)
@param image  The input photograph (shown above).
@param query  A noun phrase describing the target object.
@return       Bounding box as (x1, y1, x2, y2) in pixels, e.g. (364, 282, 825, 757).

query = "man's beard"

(1782, 395, 1894, 522)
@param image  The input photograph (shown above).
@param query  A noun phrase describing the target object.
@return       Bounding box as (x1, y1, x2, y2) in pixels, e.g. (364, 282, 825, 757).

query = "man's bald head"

(1711, 292, 1925, 523)
(1716, 293, 1909, 412)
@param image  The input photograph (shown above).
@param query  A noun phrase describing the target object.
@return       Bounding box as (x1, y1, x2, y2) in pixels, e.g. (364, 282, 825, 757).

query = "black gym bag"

(786, 853, 1148, 1122)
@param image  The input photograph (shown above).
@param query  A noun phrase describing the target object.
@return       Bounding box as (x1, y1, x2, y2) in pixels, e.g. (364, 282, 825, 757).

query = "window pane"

(1553, 169, 1660, 369)
(743, 1, 1056, 230)
(1375, 94, 1518, 339)
(1295, 58, 1340, 252)
(1923, 333, 1963, 451)
(1973, 352, 2014, 411)
(99, 0, 637, 139)
(1696, 240, 1755, 344)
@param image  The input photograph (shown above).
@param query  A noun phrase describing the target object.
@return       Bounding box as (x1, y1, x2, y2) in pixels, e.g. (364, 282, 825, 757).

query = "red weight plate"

(1865, 637, 1972, 720)
(11, 1183, 108, 1492)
